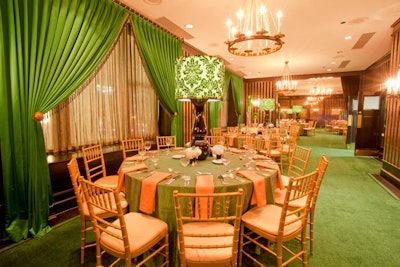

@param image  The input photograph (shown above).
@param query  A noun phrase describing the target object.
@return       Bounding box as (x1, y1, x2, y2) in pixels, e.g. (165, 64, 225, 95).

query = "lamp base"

(190, 99, 209, 160)
(191, 139, 209, 160)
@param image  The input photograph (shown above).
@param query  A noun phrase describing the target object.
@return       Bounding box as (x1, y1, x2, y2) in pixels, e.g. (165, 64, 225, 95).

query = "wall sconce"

(385, 69, 399, 97)
(175, 55, 225, 160)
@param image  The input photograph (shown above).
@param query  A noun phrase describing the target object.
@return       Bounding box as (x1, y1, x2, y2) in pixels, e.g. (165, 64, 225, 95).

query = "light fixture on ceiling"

(276, 61, 297, 92)
(309, 84, 333, 97)
(225, 0, 284, 56)
(385, 69, 399, 97)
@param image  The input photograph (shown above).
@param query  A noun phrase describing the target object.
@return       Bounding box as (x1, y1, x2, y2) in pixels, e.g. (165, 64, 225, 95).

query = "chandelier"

(225, 0, 284, 56)
(276, 61, 297, 92)
(310, 84, 333, 97)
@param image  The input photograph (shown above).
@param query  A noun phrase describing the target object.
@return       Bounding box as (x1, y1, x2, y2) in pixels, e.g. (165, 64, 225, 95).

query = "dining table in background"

(121, 147, 278, 267)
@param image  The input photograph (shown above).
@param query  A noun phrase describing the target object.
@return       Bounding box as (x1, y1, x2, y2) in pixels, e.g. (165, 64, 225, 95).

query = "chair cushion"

(183, 222, 234, 264)
(270, 149, 281, 157)
(100, 212, 168, 257)
(273, 188, 307, 208)
(281, 175, 290, 187)
(242, 205, 302, 237)
(94, 175, 119, 188)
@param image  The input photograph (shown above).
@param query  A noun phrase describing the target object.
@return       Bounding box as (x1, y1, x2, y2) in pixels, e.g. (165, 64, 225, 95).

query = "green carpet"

(1, 129, 399, 266)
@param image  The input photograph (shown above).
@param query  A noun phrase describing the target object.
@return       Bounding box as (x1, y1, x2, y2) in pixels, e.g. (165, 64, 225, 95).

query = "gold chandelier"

(276, 61, 297, 92)
(225, 0, 284, 56)
(310, 84, 333, 97)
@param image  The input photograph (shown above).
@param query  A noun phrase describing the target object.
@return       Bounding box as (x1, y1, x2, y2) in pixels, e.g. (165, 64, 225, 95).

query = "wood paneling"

(381, 19, 400, 187)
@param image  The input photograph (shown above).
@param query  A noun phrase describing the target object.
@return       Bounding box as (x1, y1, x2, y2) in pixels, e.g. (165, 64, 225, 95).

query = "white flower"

(185, 146, 202, 159)
(211, 145, 224, 156)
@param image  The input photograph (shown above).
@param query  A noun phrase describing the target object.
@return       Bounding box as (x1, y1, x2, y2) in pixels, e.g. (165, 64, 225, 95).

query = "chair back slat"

(173, 189, 244, 266)
(121, 138, 144, 159)
(82, 144, 107, 182)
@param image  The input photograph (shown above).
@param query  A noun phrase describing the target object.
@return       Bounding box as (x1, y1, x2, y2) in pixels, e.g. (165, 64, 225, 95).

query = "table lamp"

(175, 55, 225, 160)
(259, 98, 275, 125)
(292, 105, 303, 120)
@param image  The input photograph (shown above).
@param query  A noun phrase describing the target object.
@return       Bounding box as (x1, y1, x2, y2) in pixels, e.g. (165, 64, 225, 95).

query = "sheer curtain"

(42, 22, 158, 153)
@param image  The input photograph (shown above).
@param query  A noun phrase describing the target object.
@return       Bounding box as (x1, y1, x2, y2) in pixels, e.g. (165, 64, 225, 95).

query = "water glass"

(180, 157, 190, 167)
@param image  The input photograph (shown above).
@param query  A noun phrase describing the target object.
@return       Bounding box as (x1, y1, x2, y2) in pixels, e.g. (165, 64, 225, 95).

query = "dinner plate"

(172, 154, 186, 159)
(212, 159, 224, 165)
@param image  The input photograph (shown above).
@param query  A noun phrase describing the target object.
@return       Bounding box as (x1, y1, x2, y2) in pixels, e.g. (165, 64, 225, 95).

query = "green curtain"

(228, 70, 244, 124)
(0, 0, 127, 242)
(131, 14, 184, 146)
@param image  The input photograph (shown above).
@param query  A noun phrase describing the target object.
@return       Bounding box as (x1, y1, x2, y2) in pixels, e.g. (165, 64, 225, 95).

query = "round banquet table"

(122, 148, 278, 267)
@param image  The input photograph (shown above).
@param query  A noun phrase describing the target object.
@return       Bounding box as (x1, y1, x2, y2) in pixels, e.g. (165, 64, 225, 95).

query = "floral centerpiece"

(211, 145, 225, 159)
(185, 146, 202, 166)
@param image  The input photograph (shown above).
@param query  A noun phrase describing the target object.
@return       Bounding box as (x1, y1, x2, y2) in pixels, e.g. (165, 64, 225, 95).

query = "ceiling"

(118, 0, 400, 96)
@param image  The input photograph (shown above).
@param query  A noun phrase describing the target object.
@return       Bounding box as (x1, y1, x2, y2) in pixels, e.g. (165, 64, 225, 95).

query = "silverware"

(166, 175, 180, 184)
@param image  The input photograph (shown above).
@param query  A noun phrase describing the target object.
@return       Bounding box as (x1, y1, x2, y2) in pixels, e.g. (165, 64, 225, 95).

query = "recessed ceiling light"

(143, 0, 162, 5)
(327, 68, 332, 72)
(185, 24, 193, 29)
(345, 36, 352, 40)
(331, 61, 336, 64)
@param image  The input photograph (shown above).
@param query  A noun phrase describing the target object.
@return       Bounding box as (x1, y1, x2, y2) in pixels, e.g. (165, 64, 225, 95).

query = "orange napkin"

(195, 174, 214, 218)
(139, 172, 172, 214)
(237, 170, 267, 207)
(125, 155, 148, 162)
(255, 161, 284, 190)
(253, 155, 271, 161)
(229, 147, 246, 154)
(117, 163, 148, 192)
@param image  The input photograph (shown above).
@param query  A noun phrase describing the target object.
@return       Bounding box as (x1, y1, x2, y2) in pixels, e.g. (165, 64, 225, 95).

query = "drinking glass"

(138, 148, 146, 157)
(222, 153, 230, 166)
(150, 152, 159, 169)
(165, 138, 171, 154)
(182, 175, 191, 186)
(180, 157, 190, 167)
(144, 141, 152, 152)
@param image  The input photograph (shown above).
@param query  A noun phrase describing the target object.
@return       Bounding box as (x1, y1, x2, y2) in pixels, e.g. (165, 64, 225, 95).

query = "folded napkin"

(139, 172, 172, 214)
(117, 163, 148, 192)
(125, 155, 148, 162)
(237, 170, 267, 207)
(195, 174, 214, 218)
(253, 155, 271, 161)
(229, 147, 246, 154)
(255, 161, 284, 190)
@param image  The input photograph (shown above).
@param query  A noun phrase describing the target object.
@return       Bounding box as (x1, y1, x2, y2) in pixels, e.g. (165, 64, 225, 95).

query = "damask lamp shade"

(175, 55, 224, 101)
(286, 109, 293, 114)
(292, 105, 303, 120)
(259, 98, 275, 111)
(292, 105, 303, 113)
(175, 55, 225, 160)
(260, 98, 275, 124)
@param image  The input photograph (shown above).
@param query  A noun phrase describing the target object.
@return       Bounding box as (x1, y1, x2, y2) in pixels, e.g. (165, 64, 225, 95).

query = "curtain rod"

(112, 0, 183, 41)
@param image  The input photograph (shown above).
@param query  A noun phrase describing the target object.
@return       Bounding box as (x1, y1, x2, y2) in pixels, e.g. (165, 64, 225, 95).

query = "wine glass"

(182, 175, 191, 186)
(222, 153, 230, 167)
(165, 137, 171, 154)
(144, 140, 152, 152)
(138, 148, 146, 157)
(180, 157, 190, 167)
(150, 152, 159, 169)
